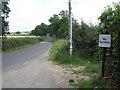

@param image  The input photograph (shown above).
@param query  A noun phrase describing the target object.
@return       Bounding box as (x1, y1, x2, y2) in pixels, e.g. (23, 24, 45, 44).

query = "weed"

(69, 79, 75, 83)
(50, 40, 110, 88)
(71, 77, 109, 88)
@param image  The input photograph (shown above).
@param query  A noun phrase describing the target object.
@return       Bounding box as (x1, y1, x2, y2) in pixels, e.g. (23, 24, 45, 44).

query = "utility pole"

(69, 0, 72, 55)
(118, 1, 120, 5)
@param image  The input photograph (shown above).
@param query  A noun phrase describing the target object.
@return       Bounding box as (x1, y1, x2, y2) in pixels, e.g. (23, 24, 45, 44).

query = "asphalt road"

(2, 37, 61, 88)
(2, 37, 52, 73)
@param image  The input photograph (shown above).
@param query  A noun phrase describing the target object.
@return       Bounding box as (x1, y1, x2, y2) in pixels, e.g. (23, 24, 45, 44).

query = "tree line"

(31, 10, 69, 38)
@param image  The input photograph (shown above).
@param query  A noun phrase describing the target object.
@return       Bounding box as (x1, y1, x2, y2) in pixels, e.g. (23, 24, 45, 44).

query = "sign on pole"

(99, 34, 111, 48)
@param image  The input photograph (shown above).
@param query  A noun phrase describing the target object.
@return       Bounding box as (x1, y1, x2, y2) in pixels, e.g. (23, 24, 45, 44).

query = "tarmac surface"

(2, 37, 61, 88)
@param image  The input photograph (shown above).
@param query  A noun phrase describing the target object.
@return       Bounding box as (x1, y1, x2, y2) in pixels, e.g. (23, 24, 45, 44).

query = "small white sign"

(99, 34, 111, 48)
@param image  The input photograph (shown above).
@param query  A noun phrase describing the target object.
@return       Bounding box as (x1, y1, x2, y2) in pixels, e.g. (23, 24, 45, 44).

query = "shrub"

(2, 37, 44, 52)
(73, 21, 99, 59)
(69, 79, 75, 83)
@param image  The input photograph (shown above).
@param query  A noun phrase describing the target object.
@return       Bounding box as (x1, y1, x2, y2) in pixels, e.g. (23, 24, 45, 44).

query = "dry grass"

(6, 35, 37, 38)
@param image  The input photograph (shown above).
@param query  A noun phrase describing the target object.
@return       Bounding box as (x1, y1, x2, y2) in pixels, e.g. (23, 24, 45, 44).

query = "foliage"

(48, 10, 69, 39)
(69, 79, 75, 83)
(2, 37, 45, 52)
(50, 39, 67, 61)
(16, 31, 21, 34)
(50, 40, 103, 88)
(70, 62, 101, 77)
(73, 20, 99, 59)
(72, 77, 109, 88)
(31, 23, 49, 36)
(98, 3, 120, 88)
(50, 40, 100, 68)
(50, 40, 83, 65)
(49, 11, 99, 59)
(1, 1, 11, 36)
(48, 2, 120, 88)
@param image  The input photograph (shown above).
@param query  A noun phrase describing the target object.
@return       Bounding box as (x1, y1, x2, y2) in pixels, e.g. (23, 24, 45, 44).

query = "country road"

(2, 37, 61, 88)
(3, 37, 52, 73)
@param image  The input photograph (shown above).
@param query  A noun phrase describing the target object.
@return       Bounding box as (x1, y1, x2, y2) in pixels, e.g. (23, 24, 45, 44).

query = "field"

(6, 35, 37, 38)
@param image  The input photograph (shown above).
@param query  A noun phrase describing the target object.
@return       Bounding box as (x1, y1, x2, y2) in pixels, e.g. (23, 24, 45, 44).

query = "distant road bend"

(2, 37, 61, 88)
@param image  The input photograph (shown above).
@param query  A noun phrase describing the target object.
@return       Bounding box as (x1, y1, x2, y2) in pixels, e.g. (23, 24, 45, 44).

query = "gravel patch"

(49, 61, 90, 88)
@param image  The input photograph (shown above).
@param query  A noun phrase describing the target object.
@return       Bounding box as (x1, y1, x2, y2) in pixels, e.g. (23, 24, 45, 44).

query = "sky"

(8, 0, 119, 32)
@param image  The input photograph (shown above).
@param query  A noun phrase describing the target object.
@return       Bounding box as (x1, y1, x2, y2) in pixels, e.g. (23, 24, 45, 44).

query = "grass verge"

(70, 77, 109, 88)
(50, 39, 109, 88)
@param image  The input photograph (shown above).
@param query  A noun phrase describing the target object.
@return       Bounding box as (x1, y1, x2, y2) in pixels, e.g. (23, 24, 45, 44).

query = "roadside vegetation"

(71, 77, 109, 88)
(2, 36, 45, 53)
(50, 40, 109, 88)
(49, 2, 120, 89)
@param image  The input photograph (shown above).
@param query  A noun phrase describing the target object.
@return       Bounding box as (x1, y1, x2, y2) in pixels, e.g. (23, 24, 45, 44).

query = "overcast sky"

(8, 0, 119, 32)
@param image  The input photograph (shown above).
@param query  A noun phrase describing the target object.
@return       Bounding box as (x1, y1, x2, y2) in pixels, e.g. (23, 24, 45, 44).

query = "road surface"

(2, 37, 61, 88)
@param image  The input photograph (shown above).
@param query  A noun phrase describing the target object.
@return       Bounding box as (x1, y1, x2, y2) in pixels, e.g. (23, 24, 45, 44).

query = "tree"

(98, 3, 120, 58)
(48, 10, 69, 39)
(16, 31, 21, 35)
(31, 23, 48, 36)
(49, 14, 61, 38)
(0, 0, 10, 37)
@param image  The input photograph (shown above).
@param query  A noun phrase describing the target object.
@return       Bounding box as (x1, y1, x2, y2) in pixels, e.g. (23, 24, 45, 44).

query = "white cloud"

(72, 0, 119, 24)
(8, 0, 119, 32)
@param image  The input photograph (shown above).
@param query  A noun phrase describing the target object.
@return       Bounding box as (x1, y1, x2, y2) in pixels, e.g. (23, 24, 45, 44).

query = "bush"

(51, 40, 101, 67)
(98, 3, 120, 88)
(2, 37, 44, 52)
(73, 21, 99, 59)
(69, 79, 75, 83)
(54, 44, 86, 65)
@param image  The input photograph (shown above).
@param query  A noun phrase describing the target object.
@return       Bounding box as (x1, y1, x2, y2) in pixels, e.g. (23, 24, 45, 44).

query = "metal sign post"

(68, 0, 72, 56)
(102, 48, 106, 77)
(99, 34, 111, 77)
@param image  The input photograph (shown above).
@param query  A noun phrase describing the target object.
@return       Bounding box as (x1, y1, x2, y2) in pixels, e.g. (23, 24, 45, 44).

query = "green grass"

(50, 39, 109, 88)
(50, 41, 87, 65)
(68, 61, 101, 77)
(50, 39, 67, 61)
(50, 40, 101, 67)
(84, 62, 101, 73)
(50, 39, 102, 77)
(71, 77, 109, 88)
(2, 37, 45, 53)
(50, 39, 101, 66)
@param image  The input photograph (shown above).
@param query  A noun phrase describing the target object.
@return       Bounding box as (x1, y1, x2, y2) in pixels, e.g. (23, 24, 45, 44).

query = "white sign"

(99, 34, 111, 48)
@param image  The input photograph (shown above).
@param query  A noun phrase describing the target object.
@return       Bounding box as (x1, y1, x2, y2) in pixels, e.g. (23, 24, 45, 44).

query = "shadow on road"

(43, 37, 52, 42)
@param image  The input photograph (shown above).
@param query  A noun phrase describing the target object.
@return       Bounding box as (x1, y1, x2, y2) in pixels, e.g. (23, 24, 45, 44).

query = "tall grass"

(50, 39, 67, 61)
(71, 77, 109, 88)
(50, 40, 100, 66)
(50, 40, 109, 88)
(2, 37, 45, 52)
